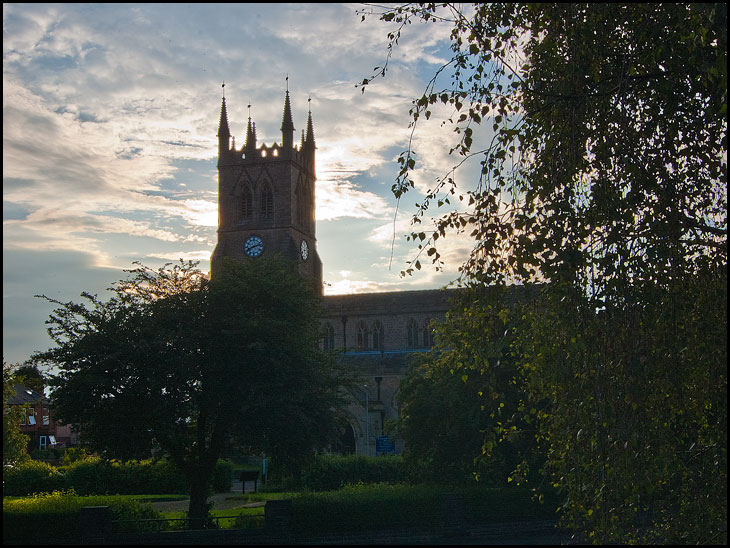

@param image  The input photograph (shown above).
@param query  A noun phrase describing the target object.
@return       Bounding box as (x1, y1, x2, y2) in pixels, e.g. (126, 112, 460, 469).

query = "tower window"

(240, 185, 253, 220)
(260, 184, 273, 219)
(295, 185, 302, 225)
(407, 318, 419, 348)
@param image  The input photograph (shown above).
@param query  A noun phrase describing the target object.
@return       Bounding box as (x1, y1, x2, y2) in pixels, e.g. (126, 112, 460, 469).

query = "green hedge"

(291, 483, 561, 535)
(292, 483, 441, 533)
(3, 458, 232, 496)
(61, 458, 188, 495)
(3, 490, 159, 543)
(1, 460, 66, 496)
(300, 455, 411, 491)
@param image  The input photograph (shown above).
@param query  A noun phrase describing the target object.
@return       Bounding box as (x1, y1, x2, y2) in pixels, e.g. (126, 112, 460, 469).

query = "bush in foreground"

(2, 460, 65, 496)
(3, 489, 159, 543)
(291, 482, 559, 535)
(3, 457, 232, 496)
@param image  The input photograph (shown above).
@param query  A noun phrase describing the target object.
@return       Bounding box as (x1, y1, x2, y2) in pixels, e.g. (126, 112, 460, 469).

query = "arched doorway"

(334, 423, 356, 455)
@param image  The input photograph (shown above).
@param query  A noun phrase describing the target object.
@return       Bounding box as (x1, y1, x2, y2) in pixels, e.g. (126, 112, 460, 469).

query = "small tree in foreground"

(395, 286, 543, 487)
(35, 257, 349, 525)
(3, 361, 30, 466)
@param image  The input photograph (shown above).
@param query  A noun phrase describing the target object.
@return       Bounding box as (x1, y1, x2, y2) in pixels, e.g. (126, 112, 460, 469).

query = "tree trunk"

(187, 472, 211, 529)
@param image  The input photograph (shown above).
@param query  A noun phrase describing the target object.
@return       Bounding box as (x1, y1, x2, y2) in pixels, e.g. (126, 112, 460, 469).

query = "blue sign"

(376, 436, 396, 455)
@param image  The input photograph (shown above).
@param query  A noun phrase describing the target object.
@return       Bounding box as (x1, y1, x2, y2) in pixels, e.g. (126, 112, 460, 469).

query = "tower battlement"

(210, 85, 321, 294)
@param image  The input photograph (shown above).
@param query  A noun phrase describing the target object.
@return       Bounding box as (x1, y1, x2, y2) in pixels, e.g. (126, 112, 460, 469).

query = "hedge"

(292, 483, 442, 533)
(3, 490, 159, 543)
(3, 458, 232, 496)
(1, 460, 65, 496)
(290, 483, 561, 535)
(299, 455, 411, 491)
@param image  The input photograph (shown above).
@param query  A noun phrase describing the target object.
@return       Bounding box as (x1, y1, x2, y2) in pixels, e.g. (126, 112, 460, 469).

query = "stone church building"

(211, 90, 457, 456)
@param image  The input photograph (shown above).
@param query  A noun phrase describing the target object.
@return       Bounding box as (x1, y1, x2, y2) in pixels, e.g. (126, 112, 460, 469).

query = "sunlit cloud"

(316, 177, 392, 221)
(145, 250, 213, 264)
(180, 199, 218, 227)
(3, 3, 461, 364)
(324, 278, 384, 295)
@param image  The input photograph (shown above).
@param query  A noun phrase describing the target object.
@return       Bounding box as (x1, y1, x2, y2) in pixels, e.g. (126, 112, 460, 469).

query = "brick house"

(7, 384, 75, 451)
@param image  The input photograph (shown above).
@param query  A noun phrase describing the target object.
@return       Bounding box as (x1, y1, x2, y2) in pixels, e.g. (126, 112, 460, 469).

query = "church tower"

(210, 86, 322, 295)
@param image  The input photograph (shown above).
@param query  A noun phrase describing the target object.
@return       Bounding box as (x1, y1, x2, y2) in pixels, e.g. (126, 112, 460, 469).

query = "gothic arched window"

(357, 321, 370, 349)
(407, 318, 419, 348)
(295, 183, 304, 226)
(260, 182, 273, 220)
(323, 323, 335, 350)
(422, 318, 435, 347)
(239, 184, 253, 221)
(373, 320, 384, 350)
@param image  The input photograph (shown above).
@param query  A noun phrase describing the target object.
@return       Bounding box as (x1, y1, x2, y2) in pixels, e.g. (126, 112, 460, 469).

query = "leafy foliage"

(362, 3, 727, 544)
(362, 3, 726, 286)
(395, 286, 543, 486)
(515, 269, 727, 544)
(3, 455, 233, 497)
(3, 361, 29, 466)
(9, 362, 46, 393)
(34, 257, 350, 523)
(291, 482, 558, 535)
(3, 459, 64, 496)
(3, 489, 159, 543)
(299, 454, 409, 491)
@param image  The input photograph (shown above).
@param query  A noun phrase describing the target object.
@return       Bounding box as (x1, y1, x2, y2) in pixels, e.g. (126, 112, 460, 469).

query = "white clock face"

(244, 236, 264, 257)
(300, 240, 309, 261)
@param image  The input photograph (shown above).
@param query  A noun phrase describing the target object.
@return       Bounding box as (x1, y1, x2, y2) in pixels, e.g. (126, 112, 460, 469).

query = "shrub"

(62, 458, 189, 495)
(3, 489, 159, 543)
(210, 459, 233, 493)
(2, 460, 65, 496)
(5, 457, 233, 496)
(292, 483, 441, 534)
(29, 447, 63, 462)
(290, 483, 561, 535)
(61, 447, 90, 465)
(300, 455, 410, 491)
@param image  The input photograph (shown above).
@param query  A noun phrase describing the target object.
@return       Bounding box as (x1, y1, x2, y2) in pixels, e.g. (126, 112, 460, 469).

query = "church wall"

(321, 288, 461, 456)
(321, 289, 458, 352)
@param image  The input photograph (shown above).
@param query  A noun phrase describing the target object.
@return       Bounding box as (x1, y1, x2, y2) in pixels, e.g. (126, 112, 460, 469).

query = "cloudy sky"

(4, 3, 481, 364)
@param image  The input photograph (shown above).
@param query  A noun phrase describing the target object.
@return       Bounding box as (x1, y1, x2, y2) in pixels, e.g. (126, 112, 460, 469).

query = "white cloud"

(3, 3, 462, 364)
(180, 199, 218, 227)
(316, 178, 392, 221)
(324, 277, 383, 295)
(144, 249, 213, 264)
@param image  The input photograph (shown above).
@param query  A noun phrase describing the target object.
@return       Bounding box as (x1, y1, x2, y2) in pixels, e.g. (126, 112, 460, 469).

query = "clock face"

(244, 236, 264, 257)
(300, 240, 309, 261)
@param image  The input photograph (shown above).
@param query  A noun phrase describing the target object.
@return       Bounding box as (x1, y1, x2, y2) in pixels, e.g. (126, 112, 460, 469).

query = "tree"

(35, 258, 349, 525)
(395, 286, 543, 486)
(362, 3, 726, 543)
(10, 362, 46, 393)
(3, 361, 30, 466)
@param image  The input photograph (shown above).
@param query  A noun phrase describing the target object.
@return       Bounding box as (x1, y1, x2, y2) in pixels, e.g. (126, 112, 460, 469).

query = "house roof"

(7, 384, 47, 406)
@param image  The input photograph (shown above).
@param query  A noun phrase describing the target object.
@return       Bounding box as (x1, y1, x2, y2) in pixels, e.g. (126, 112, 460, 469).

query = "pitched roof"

(7, 384, 47, 406)
(323, 288, 462, 316)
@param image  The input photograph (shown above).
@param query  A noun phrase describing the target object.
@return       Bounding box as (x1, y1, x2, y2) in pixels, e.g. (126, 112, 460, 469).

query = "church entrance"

(334, 423, 356, 455)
